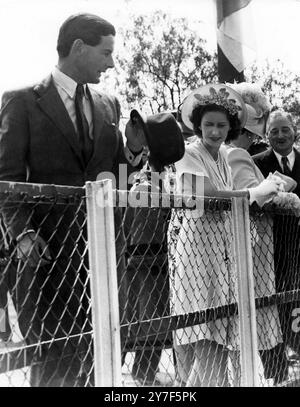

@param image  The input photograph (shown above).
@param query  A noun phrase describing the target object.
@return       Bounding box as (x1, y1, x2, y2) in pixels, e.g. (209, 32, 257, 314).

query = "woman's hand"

(249, 177, 285, 206)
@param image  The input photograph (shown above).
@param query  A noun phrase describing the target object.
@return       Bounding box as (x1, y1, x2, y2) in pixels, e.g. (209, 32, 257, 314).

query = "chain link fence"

(0, 180, 300, 387)
(250, 205, 300, 387)
(0, 181, 93, 387)
(118, 190, 255, 387)
(117, 189, 300, 387)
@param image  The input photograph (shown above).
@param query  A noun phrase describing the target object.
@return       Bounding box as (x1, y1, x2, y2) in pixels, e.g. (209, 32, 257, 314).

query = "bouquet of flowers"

(272, 191, 300, 217)
(267, 173, 300, 217)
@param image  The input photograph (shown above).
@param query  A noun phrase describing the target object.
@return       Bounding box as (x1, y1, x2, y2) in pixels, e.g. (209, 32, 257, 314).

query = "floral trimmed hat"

(227, 82, 271, 138)
(181, 83, 247, 131)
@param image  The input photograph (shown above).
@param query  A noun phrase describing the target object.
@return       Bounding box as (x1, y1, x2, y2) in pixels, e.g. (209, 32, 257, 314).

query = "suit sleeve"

(0, 91, 32, 239)
(0, 91, 29, 181)
(227, 148, 262, 190)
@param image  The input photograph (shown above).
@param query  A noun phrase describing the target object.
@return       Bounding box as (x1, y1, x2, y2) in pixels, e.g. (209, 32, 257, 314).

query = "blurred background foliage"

(100, 10, 300, 140)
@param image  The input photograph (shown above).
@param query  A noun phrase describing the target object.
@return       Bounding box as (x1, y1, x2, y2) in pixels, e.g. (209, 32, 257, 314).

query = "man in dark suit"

(0, 13, 144, 386)
(253, 110, 300, 384)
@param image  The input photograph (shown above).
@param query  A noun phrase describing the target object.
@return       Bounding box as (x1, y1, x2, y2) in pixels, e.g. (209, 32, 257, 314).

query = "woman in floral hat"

(168, 83, 284, 387)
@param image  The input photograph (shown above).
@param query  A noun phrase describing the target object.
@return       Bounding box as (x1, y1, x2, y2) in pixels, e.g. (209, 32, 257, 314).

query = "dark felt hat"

(130, 109, 185, 167)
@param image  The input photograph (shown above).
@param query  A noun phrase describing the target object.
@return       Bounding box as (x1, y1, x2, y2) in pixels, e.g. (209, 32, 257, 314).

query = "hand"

(255, 177, 283, 195)
(272, 171, 297, 192)
(249, 178, 283, 206)
(266, 173, 287, 192)
(17, 232, 51, 268)
(125, 119, 147, 152)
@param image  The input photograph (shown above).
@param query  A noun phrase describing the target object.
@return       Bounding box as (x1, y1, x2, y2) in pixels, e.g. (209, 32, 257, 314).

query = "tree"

(116, 12, 218, 115)
(245, 59, 300, 126)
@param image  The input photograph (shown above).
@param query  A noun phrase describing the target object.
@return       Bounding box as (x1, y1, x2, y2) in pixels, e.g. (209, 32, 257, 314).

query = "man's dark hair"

(190, 103, 241, 142)
(57, 13, 116, 58)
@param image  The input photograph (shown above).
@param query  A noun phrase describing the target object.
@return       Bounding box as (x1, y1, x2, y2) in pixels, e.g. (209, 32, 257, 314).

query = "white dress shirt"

(52, 67, 94, 139)
(274, 149, 295, 172)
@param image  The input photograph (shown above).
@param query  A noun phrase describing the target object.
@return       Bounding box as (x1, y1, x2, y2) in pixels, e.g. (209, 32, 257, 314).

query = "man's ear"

(70, 39, 85, 55)
(294, 130, 298, 143)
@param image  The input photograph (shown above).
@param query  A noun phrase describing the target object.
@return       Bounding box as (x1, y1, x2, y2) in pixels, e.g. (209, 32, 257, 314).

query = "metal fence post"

(85, 179, 122, 387)
(232, 195, 259, 387)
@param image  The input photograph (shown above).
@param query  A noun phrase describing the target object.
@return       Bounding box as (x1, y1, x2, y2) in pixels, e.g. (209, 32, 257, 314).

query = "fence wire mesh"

(0, 183, 94, 387)
(119, 192, 300, 388)
(1, 182, 300, 388)
(250, 205, 300, 387)
(119, 196, 242, 387)
(119, 203, 172, 387)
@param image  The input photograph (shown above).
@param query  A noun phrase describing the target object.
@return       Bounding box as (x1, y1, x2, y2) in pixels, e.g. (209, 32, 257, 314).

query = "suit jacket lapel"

(34, 75, 85, 168)
(267, 149, 282, 173)
(87, 87, 105, 142)
(292, 148, 300, 175)
(86, 87, 107, 167)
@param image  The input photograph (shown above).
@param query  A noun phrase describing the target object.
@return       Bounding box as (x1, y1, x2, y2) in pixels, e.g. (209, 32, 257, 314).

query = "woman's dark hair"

(57, 13, 116, 58)
(190, 103, 241, 142)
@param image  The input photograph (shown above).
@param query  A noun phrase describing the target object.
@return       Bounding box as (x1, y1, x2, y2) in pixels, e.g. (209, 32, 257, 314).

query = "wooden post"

(232, 195, 259, 387)
(85, 179, 122, 386)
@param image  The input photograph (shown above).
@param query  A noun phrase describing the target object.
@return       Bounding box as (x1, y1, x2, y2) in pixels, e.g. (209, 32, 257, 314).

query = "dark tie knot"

(76, 84, 85, 99)
(282, 156, 288, 165)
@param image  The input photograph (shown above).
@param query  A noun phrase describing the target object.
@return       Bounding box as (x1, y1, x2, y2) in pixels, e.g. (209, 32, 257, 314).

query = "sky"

(0, 0, 300, 97)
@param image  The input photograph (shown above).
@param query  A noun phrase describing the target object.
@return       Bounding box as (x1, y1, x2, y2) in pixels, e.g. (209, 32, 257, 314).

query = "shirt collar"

(52, 67, 89, 99)
(274, 148, 295, 165)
